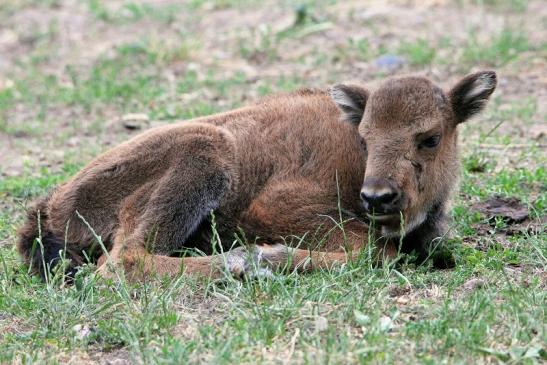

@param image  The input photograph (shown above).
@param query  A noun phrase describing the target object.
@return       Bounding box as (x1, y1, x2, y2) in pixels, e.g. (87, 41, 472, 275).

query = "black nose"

(360, 178, 401, 214)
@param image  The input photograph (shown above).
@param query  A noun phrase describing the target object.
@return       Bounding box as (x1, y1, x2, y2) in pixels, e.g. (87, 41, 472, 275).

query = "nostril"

(381, 191, 398, 205)
(360, 188, 400, 212)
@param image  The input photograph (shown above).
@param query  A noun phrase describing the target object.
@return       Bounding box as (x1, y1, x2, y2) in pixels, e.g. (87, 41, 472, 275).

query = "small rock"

(375, 55, 406, 71)
(396, 296, 410, 305)
(354, 310, 370, 325)
(529, 124, 547, 140)
(67, 137, 80, 147)
(463, 278, 486, 291)
(357, 9, 387, 21)
(105, 360, 131, 365)
(72, 324, 91, 340)
(314, 316, 328, 332)
(51, 150, 65, 159)
(379, 315, 393, 331)
(0, 78, 14, 91)
(0, 29, 18, 47)
(121, 113, 150, 130)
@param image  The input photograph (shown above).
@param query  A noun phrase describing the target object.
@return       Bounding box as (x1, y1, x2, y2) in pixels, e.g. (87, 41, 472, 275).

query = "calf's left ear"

(449, 70, 497, 123)
(329, 84, 369, 124)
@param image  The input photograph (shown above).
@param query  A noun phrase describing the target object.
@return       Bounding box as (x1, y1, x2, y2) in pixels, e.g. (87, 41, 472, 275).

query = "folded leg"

(97, 126, 238, 280)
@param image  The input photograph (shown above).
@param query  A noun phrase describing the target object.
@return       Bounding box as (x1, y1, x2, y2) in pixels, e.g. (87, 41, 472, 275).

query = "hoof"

(221, 244, 288, 280)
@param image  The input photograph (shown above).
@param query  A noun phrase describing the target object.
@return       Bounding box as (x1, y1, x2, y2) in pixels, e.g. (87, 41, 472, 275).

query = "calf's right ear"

(449, 70, 497, 123)
(329, 84, 369, 124)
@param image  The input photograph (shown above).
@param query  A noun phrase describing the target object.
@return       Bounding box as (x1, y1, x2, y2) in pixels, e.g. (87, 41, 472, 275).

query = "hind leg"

(97, 128, 238, 280)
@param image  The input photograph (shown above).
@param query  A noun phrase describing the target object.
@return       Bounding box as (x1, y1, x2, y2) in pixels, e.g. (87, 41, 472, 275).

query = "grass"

(467, 0, 530, 12)
(1, 205, 545, 363)
(86, 0, 183, 24)
(462, 28, 531, 67)
(0, 0, 546, 364)
(397, 39, 436, 66)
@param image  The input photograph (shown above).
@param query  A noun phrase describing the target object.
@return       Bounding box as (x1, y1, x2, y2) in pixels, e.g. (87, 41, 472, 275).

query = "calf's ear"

(449, 70, 497, 123)
(329, 84, 369, 124)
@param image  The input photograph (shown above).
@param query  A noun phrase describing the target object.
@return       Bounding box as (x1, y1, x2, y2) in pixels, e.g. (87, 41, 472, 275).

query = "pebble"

(463, 278, 486, 291)
(314, 316, 328, 332)
(375, 54, 406, 71)
(72, 324, 91, 340)
(121, 113, 150, 130)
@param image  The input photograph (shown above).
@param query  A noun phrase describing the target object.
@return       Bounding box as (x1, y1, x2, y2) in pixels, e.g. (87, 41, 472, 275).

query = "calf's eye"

(419, 135, 441, 149)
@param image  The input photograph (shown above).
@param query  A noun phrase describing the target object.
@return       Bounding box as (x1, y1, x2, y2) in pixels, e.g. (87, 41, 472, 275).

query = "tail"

(17, 197, 83, 280)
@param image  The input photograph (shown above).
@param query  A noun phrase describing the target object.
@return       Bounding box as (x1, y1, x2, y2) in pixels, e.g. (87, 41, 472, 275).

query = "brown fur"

(17, 71, 496, 281)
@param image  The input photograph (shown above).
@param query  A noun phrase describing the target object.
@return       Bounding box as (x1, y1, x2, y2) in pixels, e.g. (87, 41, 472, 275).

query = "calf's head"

(330, 71, 497, 237)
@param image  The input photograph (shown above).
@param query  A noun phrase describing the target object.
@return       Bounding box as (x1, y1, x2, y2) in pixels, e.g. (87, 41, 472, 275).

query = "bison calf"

(17, 71, 497, 281)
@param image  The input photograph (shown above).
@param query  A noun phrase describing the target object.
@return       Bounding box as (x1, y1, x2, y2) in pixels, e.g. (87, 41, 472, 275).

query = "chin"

(379, 226, 403, 238)
(376, 211, 428, 238)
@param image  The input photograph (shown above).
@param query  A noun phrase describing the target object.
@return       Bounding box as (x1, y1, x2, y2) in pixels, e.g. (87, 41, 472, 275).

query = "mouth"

(366, 213, 401, 224)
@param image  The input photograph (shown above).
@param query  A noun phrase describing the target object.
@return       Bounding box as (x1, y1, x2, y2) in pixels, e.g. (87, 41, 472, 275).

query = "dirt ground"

(0, 0, 545, 179)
